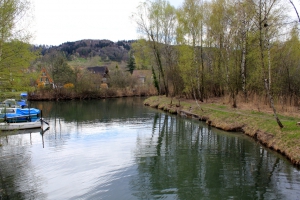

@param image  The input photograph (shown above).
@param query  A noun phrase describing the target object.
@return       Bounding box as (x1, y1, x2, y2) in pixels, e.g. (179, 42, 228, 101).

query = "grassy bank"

(144, 96, 300, 166)
(0, 91, 26, 101)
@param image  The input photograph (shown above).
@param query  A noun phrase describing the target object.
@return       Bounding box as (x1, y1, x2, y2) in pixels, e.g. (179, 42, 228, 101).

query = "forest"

(130, 0, 300, 117)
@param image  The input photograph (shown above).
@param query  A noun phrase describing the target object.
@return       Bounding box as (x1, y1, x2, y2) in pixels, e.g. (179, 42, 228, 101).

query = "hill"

(36, 39, 136, 63)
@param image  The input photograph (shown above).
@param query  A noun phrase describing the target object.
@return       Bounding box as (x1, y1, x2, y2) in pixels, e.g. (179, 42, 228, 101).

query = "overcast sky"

(29, 0, 184, 46)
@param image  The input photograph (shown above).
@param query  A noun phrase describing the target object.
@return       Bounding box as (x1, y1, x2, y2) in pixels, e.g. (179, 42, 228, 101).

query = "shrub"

(37, 82, 45, 89)
(64, 83, 74, 89)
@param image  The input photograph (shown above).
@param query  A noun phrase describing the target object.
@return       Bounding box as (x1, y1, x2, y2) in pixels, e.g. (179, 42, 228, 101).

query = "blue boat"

(0, 107, 40, 123)
(18, 92, 28, 108)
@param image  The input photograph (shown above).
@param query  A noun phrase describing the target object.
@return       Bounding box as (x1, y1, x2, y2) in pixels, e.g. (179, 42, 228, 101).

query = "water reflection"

(131, 113, 300, 200)
(0, 97, 299, 200)
(0, 128, 48, 200)
(33, 98, 151, 123)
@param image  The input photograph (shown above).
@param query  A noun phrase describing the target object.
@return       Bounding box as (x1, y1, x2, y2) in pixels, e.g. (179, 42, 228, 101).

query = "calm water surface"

(0, 97, 300, 200)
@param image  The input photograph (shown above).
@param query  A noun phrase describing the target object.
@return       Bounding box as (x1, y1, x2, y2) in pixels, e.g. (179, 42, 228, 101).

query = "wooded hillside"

(35, 39, 136, 62)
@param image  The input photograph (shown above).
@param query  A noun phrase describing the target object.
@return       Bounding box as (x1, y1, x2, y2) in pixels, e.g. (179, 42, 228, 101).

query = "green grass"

(251, 110, 265, 115)
(278, 114, 297, 121)
(286, 132, 300, 139)
(217, 105, 227, 109)
(67, 56, 115, 68)
(68, 57, 88, 67)
(0, 91, 26, 101)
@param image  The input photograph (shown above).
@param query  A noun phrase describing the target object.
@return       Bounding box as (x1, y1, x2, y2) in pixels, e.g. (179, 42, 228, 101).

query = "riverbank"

(144, 96, 300, 166)
(27, 88, 157, 101)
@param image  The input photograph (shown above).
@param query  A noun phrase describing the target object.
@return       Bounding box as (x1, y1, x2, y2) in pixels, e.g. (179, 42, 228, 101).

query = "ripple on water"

(1, 99, 300, 200)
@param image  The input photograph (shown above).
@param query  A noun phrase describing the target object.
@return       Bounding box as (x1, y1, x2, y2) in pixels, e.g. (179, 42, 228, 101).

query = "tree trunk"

(241, 30, 247, 102)
(264, 79, 284, 128)
(150, 34, 169, 97)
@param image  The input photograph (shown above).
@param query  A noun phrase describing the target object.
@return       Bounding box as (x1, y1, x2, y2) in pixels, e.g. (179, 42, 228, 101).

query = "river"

(0, 97, 299, 200)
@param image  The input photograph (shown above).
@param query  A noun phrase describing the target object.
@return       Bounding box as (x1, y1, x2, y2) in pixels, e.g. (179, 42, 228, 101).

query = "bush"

(64, 83, 74, 89)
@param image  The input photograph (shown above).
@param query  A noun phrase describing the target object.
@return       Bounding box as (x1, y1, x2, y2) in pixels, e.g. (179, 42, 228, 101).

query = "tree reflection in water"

(131, 113, 298, 200)
(0, 128, 49, 200)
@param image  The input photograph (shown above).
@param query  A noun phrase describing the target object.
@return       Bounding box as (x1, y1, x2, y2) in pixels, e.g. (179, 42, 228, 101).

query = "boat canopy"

(0, 107, 40, 119)
(20, 92, 28, 98)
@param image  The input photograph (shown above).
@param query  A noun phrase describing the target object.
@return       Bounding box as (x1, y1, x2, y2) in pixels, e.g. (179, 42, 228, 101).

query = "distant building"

(87, 66, 109, 83)
(132, 70, 152, 84)
(36, 68, 54, 88)
(86, 66, 110, 90)
(87, 66, 109, 77)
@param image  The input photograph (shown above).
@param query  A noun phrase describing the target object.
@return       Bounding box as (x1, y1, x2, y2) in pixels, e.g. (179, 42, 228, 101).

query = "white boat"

(0, 98, 26, 108)
(0, 118, 49, 131)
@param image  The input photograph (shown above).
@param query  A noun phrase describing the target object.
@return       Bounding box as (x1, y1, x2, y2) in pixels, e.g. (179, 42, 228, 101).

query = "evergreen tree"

(126, 51, 136, 74)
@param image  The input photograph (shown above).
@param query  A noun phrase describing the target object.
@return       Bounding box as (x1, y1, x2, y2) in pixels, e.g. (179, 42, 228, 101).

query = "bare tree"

(133, 0, 175, 96)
